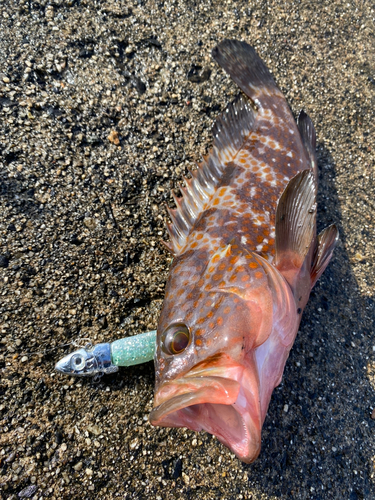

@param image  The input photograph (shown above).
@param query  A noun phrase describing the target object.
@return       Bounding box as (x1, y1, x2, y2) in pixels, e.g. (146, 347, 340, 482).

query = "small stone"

(21, 356, 28, 363)
(2, 76, 10, 83)
(83, 217, 97, 230)
(371, 408, 375, 420)
(85, 468, 93, 476)
(73, 461, 83, 472)
(108, 130, 120, 145)
(354, 252, 365, 262)
(182, 472, 190, 485)
(18, 485, 38, 498)
(0, 255, 9, 268)
(283, 404, 289, 413)
(87, 424, 101, 436)
(5, 452, 16, 463)
(129, 438, 139, 450)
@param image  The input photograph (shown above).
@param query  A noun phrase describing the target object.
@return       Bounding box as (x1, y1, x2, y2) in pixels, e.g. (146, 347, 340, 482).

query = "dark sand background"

(1, 0, 374, 499)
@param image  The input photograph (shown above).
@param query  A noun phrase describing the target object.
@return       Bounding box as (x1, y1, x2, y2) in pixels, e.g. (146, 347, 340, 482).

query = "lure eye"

(71, 354, 85, 371)
(162, 323, 190, 355)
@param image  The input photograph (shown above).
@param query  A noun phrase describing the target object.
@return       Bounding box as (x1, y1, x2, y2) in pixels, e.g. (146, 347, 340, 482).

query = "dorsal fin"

(165, 93, 256, 255)
(297, 110, 318, 182)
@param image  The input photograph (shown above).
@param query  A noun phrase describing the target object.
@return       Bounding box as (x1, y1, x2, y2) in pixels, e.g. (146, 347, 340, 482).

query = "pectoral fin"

(310, 224, 339, 287)
(274, 170, 317, 289)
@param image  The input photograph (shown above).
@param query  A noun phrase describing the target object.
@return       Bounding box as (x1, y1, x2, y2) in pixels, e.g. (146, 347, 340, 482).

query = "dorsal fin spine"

(165, 56, 258, 254)
(168, 205, 189, 236)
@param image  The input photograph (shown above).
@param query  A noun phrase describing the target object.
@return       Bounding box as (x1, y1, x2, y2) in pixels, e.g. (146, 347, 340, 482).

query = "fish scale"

(150, 39, 338, 463)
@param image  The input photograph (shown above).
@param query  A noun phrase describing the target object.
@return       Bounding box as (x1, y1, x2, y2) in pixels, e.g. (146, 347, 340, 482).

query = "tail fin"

(212, 40, 279, 107)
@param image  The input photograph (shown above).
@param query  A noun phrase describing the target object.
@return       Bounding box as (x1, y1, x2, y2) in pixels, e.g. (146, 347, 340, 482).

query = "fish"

(148, 39, 338, 463)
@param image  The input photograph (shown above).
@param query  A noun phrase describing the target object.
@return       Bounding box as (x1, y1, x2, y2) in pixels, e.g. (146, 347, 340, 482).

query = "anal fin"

(310, 224, 339, 287)
(274, 170, 317, 289)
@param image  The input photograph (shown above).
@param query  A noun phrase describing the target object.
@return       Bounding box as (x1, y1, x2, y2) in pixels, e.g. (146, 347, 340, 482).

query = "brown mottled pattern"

(154, 78, 311, 387)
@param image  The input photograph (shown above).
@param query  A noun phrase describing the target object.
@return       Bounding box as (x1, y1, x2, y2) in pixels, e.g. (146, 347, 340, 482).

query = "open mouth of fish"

(149, 355, 262, 463)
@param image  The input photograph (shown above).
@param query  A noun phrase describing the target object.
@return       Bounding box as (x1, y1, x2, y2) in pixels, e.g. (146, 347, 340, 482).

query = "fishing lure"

(55, 330, 156, 376)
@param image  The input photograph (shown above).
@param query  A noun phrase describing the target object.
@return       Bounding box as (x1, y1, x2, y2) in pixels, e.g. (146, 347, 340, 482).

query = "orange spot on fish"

(223, 306, 231, 314)
(196, 339, 202, 346)
(209, 322, 215, 329)
(262, 245, 269, 252)
(266, 174, 273, 181)
(219, 188, 226, 196)
(257, 235, 264, 243)
(207, 311, 213, 318)
(191, 242, 198, 248)
(213, 199, 220, 206)
(197, 234, 203, 240)
(217, 317, 223, 326)
(196, 328, 203, 336)
(212, 254, 221, 263)
(229, 274, 238, 283)
(249, 262, 258, 269)
(241, 275, 250, 282)
(255, 271, 263, 279)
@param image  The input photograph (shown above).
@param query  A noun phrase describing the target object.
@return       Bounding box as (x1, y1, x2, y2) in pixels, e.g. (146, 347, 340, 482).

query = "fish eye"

(71, 354, 85, 371)
(161, 323, 190, 355)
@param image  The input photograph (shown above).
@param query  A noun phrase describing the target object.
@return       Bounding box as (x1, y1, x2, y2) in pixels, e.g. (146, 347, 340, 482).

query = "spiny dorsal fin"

(310, 224, 339, 287)
(212, 39, 279, 108)
(165, 93, 256, 255)
(274, 170, 317, 288)
(297, 110, 318, 182)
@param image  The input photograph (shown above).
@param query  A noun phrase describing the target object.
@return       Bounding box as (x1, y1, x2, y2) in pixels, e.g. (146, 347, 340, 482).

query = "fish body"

(149, 40, 338, 463)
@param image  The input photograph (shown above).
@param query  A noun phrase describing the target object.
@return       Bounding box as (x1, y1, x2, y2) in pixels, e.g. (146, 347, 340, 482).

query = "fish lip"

(149, 367, 262, 463)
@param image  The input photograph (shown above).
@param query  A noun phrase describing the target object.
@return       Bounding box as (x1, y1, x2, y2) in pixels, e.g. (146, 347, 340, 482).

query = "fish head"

(149, 243, 298, 463)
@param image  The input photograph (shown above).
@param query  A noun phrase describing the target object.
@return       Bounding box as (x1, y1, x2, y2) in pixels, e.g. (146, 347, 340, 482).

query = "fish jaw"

(149, 354, 262, 463)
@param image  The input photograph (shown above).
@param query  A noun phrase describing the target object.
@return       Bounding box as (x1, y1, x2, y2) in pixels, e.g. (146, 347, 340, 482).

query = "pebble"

(73, 462, 83, 472)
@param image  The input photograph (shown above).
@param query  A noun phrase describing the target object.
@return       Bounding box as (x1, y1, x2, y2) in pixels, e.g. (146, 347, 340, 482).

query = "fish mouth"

(149, 355, 262, 463)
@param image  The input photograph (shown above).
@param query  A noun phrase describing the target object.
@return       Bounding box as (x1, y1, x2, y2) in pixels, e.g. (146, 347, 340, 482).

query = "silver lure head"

(55, 343, 118, 377)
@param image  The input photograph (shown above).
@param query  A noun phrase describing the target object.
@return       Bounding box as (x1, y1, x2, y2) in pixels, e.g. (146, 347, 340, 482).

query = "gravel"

(0, 0, 374, 499)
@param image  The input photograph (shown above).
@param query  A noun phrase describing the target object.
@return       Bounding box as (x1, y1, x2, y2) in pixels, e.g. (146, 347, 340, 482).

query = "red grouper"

(149, 40, 339, 463)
